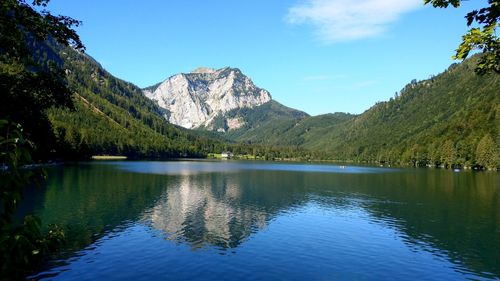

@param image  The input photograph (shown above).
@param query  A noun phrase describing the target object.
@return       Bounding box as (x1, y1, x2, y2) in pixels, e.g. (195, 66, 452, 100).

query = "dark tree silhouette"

(1, 0, 84, 278)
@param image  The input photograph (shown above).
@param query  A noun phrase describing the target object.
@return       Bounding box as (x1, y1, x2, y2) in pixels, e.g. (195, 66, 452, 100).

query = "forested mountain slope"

(321, 57, 498, 168)
(241, 56, 499, 168)
(39, 43, 226, 159)
(221, 100, 310, 142)
(225, 110, 353, 146)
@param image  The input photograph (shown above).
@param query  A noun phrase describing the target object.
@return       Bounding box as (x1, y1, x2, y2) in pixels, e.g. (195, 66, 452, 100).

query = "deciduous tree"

(475, 134, 498, 169)
(424, 0, 499, 74)
(1, 0, 83, 278)
(0, 0, 84, 159)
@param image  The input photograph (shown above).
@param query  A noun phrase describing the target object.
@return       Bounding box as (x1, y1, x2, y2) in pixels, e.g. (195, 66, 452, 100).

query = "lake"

(23, 161, 499, 280)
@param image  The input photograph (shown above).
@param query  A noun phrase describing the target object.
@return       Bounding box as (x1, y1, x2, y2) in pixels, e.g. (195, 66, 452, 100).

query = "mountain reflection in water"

(142, 175, 268, 249)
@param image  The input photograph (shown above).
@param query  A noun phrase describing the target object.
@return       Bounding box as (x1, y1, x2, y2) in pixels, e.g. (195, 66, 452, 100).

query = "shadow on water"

(19, 161, 500, 279)
(19, 163, 169, 255)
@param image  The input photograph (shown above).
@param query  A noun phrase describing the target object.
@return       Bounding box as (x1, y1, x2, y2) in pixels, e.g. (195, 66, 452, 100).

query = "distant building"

(221, 151, 233, 159)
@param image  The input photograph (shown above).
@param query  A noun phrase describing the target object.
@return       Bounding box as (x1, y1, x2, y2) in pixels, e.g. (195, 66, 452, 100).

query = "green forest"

(43, 42, 227, 159)
(223, 56, 499, 170)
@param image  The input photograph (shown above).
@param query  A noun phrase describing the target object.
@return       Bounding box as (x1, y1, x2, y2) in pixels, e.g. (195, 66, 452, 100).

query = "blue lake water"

(23, 161, 500, 280)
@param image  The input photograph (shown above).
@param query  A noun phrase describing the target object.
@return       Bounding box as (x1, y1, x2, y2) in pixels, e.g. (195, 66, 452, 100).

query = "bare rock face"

(143, 67, 271, 129)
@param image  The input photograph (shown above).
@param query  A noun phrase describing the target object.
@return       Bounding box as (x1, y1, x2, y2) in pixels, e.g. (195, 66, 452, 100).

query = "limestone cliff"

(143, 67, 272, 130)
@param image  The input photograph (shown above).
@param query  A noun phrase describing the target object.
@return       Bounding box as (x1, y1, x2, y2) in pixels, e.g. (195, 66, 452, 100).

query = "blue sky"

(48, 0, 486, 116)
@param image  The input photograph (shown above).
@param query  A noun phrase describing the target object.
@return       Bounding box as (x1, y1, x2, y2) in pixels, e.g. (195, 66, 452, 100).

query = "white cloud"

(287, 0, 422, 43)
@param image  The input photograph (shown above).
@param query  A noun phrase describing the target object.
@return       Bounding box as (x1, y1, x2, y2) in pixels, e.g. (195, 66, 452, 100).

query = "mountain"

(36, 42, 228, 159)
(230, 56, 499, 168)
(223, 102, 337, 144)
(143, 67, 308, 132)
(33, 40, 499, 168)
(227, 112, 355, 146)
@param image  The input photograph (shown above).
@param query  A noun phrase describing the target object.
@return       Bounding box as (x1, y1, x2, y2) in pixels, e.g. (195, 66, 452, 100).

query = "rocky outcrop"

(143, 67, 272, 129)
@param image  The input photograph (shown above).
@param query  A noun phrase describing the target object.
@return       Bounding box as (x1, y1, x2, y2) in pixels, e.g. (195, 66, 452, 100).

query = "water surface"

(23, 161, 500, 280)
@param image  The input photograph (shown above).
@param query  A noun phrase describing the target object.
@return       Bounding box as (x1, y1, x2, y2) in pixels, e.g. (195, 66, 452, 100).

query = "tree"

(1, 0, 83, 278)
(424, 0, 500, 74)
(0, 0, 84, 159)
(440, 139, 457, 168)
(0, 121, 66, 279)
(475, 134, 498, 170)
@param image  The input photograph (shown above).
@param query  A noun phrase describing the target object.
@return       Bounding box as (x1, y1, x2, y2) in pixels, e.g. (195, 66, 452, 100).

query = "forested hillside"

(232, 56, 499, 169)
(221, 100, 310, 142)
(319, 56, 499, 169)
(39, 42, 227, 159)
(224, 110, 352, 146)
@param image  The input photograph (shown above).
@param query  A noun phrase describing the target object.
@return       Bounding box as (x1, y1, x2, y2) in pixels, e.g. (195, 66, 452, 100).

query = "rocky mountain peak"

(191, 67, 216, 74)
(143, 67, 272, 130)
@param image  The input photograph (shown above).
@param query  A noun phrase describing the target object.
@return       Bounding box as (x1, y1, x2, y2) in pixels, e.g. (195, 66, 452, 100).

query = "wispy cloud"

(303, 74, 346, 81)
(350, 79, 378, 89)
(286, 0, 422, 43)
